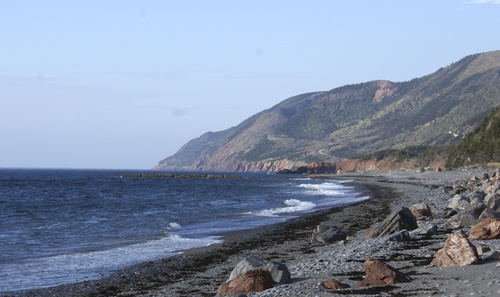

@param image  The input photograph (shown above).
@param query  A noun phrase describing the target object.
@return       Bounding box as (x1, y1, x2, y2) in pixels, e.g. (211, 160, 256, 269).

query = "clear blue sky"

(1, 0, 499, 169)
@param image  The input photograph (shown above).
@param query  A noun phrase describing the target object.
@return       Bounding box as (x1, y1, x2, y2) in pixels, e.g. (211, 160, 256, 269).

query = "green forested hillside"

(447, 108, 500, 168)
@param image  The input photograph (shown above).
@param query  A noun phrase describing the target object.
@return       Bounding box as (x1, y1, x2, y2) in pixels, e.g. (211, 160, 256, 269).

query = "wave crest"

(251, 199, 316, 217)
(297, 182, 352, 196)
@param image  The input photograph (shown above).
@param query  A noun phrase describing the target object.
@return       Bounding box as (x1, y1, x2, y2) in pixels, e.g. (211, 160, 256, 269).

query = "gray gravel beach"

(8, 169, 500, 297)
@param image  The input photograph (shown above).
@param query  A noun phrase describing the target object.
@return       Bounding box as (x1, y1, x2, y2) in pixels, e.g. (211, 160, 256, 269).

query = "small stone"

(321, 279, 349, 289)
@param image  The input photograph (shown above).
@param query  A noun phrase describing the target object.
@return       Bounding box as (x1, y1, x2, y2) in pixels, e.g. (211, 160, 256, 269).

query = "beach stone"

(264, 262, 291, 284)
(479, 208, 500, 221)
(360, 258, 410, 286)
(430, 230, 479, 267)
(369, 207, 418, 238)
(473, 243, 491, 256)
(228, 256, 290, 284)
(386, 229, 412, 242)
(321, 279, 350, 289)
(447, 195, 471, 210)
(483, 180, 498, 192)
(445, 204, 486, 230)
(410, 223, 438, 238)
(218, 268, 274, 296)
(443, 209, 458, 218)
(311, 224, 346, 243)
(468, 191, 486, 206)
(469, 218, 500, 240)
(485, 193, 500, 210)
(410, 203, 432, 220)
(229, 256, 266, 281)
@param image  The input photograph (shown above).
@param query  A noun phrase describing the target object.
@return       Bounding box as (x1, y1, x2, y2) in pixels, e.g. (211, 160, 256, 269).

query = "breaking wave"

(250, 199, 316, 217)
(297, 182, 353, 196)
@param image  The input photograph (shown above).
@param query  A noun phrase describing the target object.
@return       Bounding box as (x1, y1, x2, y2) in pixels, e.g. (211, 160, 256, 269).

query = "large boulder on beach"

(218, 268, 274, 296)
(409, 203, 432, 220)
(469, 217, 500, 240)
(228, 256, 290, 284)
(229, 256, 266, 281)
(430, 230, 478, 267)
(369, 207, 418, 238)
(356, 258, 410, 287)
(311, 224, 347, 244)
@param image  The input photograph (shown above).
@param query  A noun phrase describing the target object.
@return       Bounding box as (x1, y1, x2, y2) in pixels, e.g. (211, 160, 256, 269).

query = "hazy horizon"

(1, 0, 499, 169)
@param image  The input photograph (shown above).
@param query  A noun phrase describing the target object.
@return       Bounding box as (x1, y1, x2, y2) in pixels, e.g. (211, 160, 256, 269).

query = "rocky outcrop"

(430, 230, 479, 267)
(217, 269, 274, 296)
(369, 207, 418, 238)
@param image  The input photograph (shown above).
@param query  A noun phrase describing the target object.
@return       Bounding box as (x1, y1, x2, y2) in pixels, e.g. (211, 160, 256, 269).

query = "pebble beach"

(8, 169, 500, 297)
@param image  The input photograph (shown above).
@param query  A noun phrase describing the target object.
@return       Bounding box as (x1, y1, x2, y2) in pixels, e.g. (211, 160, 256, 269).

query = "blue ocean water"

(0, 169, 369, 292)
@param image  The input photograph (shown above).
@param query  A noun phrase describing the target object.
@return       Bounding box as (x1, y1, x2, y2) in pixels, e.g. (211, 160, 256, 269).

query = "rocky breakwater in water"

(121, 173, 246, 179)
(215, 170, 500, 296)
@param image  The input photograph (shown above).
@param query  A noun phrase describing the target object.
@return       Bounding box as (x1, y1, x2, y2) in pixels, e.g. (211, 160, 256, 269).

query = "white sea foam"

(290, 177, 311, 181)
(0, 234, 221, 292)
(166, 222, 182, 230)
(298, 182, 352, 196)
(252, 199, 316, 217)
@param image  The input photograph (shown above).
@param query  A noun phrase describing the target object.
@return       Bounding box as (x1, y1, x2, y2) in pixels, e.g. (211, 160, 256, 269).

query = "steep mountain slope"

(154, 50, 500, 172)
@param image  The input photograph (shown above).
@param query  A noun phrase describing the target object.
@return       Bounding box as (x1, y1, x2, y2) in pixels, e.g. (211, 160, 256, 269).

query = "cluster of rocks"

(215, 170, 500, 296)
(368, 170, 500, 269)
(217, 256, 291, 296)
(430, 170, 500, 267)
(444, 171, 500, 231)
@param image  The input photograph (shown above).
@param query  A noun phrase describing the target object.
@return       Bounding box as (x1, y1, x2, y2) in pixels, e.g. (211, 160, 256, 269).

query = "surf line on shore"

(7, 175, 393, 297)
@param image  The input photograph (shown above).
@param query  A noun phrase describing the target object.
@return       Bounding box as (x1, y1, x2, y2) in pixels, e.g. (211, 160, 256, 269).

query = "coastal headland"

(9, 169, 500, 297)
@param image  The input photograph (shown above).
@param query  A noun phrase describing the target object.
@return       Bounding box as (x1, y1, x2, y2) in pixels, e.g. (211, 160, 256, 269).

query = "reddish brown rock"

(217, 269, 274, 296)
(410, 203, 432, 220)
(321, 279, 350, 289)
(469, 217, 500, 240)
(362, 258, 410, 285)
(430, 230, 478, 267)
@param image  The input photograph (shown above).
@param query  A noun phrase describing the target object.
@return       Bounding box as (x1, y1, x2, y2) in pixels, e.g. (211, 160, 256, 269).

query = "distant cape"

(154, 50, 500, 172)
